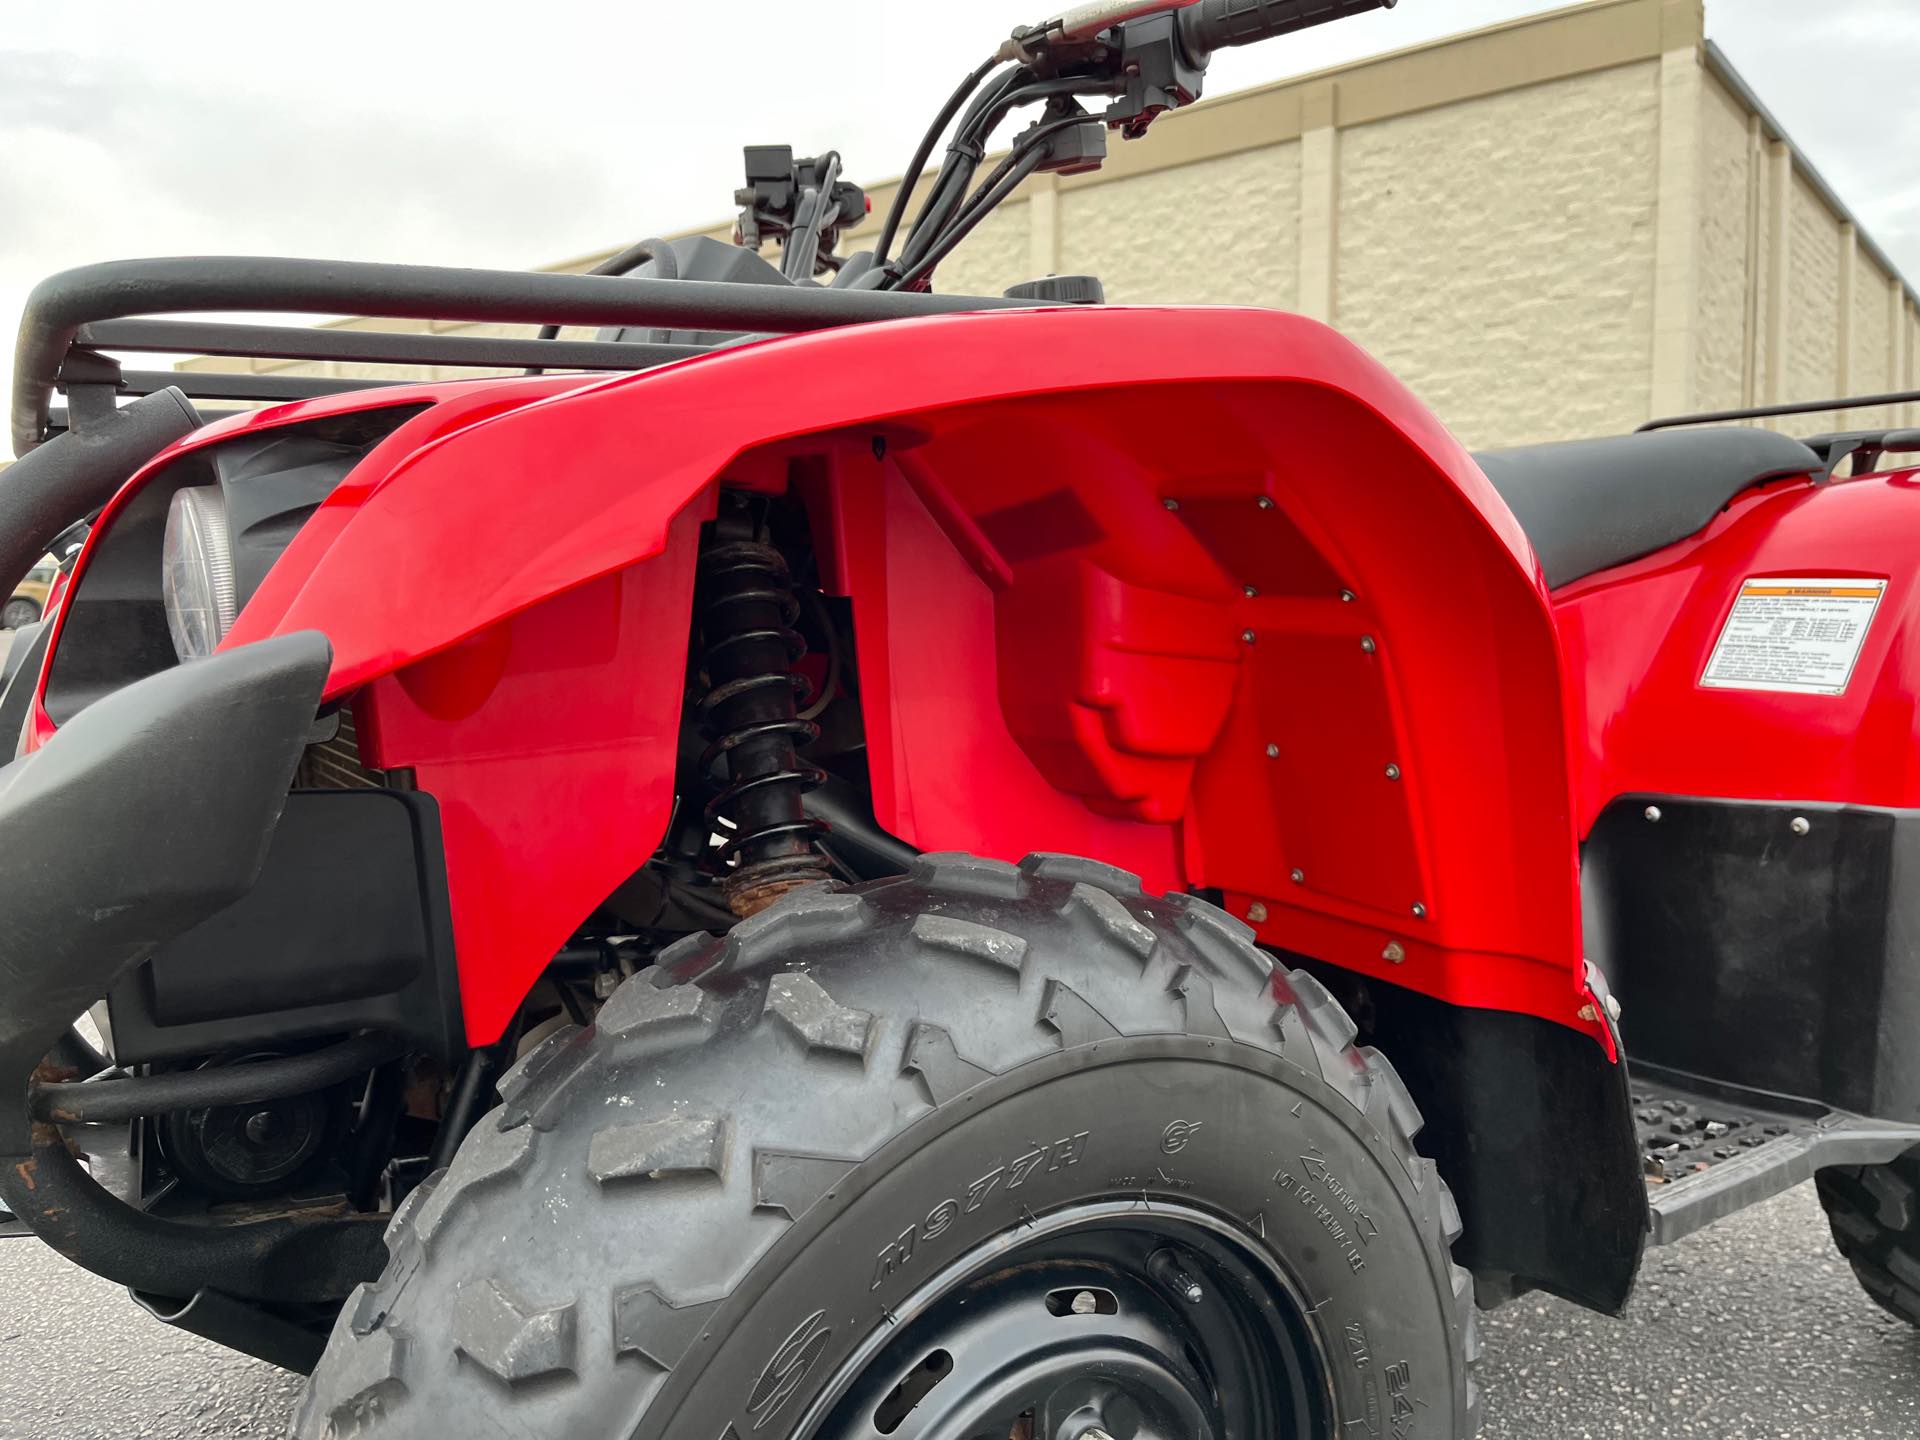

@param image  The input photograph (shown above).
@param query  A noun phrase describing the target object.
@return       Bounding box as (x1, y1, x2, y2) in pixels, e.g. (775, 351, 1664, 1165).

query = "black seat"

(1474, 428, 1819, 588)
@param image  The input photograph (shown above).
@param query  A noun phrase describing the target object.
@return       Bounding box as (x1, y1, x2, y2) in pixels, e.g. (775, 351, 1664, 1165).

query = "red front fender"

(221, 306, 1591, 1048)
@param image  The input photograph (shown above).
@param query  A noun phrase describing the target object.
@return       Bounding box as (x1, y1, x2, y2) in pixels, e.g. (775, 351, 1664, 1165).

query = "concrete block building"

(184, 0, 1918, 449)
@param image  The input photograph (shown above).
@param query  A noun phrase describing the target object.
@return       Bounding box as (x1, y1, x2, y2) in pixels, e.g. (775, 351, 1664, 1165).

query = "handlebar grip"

(1178, 0, 1396, 56)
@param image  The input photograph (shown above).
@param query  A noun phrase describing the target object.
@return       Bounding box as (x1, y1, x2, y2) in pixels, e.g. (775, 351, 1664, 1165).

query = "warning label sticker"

(1701, 577, 1888, 696)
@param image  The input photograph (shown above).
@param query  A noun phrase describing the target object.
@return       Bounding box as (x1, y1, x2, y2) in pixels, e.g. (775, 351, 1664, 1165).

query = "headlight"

(161, 484, 237, 660)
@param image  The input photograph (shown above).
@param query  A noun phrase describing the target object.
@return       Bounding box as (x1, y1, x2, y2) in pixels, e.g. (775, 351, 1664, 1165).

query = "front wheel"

(2, 597, 39, 630)
(297, 853, 1480, 1439)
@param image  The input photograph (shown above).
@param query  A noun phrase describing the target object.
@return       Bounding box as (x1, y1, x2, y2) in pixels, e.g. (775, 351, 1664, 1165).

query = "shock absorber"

(696, 532, 831, 916)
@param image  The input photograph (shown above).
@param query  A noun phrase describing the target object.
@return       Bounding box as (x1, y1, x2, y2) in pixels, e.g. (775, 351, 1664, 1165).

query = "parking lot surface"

(0, 1180, 1915, 1438)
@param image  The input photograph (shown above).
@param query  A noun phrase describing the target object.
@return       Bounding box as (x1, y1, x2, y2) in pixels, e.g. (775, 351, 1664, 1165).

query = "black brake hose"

(523, 236, 677, 375)
(893, 67, 1033, 273)
(956, 113, 1092, 216)
(893, 74, 1099, 278)
(894, 146, 1048, 292)
(874, 56, 1008, 267)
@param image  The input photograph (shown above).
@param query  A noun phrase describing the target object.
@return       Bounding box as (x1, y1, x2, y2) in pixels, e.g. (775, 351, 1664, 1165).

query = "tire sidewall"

(642, 1035, 1463, 1440)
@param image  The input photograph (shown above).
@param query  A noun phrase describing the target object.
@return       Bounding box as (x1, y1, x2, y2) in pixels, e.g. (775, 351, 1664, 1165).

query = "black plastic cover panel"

(1584, 795, 1920, 1124)
(106, 788, 462, 1065)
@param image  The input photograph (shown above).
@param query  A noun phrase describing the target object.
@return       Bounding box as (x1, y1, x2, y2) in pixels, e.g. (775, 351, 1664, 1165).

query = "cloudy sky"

(2, 0, 1915, 457)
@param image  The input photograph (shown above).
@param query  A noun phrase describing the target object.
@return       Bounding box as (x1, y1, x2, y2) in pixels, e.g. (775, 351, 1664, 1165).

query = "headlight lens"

(161, 484, 237, 661)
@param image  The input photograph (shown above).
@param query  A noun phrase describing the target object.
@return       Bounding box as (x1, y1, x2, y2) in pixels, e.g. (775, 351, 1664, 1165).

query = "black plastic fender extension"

(0, 386, 198, 599)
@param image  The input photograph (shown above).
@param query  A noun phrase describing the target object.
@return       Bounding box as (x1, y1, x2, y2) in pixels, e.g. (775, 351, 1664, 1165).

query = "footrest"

(1634, 1068, 1920, 1246)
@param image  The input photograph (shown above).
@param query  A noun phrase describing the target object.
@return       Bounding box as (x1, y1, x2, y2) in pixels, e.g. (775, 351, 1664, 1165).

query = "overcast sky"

(2, 0, 1915, 458)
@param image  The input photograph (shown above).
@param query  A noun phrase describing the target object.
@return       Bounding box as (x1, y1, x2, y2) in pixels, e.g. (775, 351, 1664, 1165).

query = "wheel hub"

(806, 1203, 1331, 1440)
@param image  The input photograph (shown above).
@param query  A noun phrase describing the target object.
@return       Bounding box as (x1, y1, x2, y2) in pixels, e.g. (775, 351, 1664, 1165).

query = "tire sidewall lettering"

(665, 1044, 1459, 1440)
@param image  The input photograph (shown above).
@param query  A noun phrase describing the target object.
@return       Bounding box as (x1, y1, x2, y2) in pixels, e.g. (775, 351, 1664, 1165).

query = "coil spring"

(696, 539, 830, 915)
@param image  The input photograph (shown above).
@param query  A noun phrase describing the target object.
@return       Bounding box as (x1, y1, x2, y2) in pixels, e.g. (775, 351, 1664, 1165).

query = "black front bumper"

(0, 630, 333, 1154)
(0, 632, 396, 1322)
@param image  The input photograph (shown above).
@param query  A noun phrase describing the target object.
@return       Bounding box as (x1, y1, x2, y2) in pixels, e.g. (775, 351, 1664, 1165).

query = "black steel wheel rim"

(800, 1200, 1333, 1440)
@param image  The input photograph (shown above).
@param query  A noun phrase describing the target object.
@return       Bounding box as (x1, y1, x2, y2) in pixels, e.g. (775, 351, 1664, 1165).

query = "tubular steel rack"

(11, 255, 1030, 455)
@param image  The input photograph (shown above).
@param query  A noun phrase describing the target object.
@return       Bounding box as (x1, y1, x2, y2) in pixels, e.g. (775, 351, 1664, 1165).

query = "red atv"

(4, 2, 1918, 1436)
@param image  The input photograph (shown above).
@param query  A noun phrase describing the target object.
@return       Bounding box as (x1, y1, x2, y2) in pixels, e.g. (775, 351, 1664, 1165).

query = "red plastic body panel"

(36, 307, 1632, 1047)
(353, 504, 707, 1040)
(22, 375, 602, 757)
(1556, 467, 1920, 828)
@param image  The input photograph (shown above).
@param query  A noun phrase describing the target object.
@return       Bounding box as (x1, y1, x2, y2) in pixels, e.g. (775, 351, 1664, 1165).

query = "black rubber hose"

(0, 386, 197, 596)
(894, 147, 1048, 291)
(890, 66, 1031, 276)
(802, 781, 920, 877)
(874, 56, 1006, 266)
(30, 1032, 403, 1126)
(891, 76, 1100, 283)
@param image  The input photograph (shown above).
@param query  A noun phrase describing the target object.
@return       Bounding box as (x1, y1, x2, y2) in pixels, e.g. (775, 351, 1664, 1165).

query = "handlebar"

(1178, 0, 1397, 56)
(1053, 1, 1202, 43)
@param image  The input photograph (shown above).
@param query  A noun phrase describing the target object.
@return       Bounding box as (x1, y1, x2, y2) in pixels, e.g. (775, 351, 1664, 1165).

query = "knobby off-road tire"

(295, 853, 1480, 1439)
(1818, 1148, 1920, 1326)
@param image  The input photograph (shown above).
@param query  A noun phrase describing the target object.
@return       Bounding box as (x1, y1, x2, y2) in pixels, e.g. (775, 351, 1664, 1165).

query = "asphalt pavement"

(0, 1180, 1914, 1438)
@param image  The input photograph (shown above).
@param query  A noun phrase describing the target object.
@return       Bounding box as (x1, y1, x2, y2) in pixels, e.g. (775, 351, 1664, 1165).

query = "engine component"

(695, 532, 829, 915)
(158, 1071, 344, 1201)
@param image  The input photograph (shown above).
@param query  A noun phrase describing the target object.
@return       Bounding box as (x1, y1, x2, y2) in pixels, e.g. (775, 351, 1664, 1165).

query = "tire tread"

(295, 855, 1480, 1439)
(1817, 1150, 1920, 1327)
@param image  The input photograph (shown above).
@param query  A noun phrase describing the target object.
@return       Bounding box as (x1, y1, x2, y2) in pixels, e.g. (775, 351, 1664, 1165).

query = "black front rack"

(11, 255, 1029, 455)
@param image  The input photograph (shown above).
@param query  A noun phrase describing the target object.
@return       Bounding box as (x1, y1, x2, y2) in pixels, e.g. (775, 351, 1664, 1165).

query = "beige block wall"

(1849, 265, 1894, 431)
(1691, 75, 1753, 414)
(1911, 309, 1920, 425)
(934, 199, 1032, 301)
(1058, 142, 1301, 308)
(1786, 174, 1845, 432)
(1336, 62, 1660, 448)
(1748, 143, 1774, 412)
